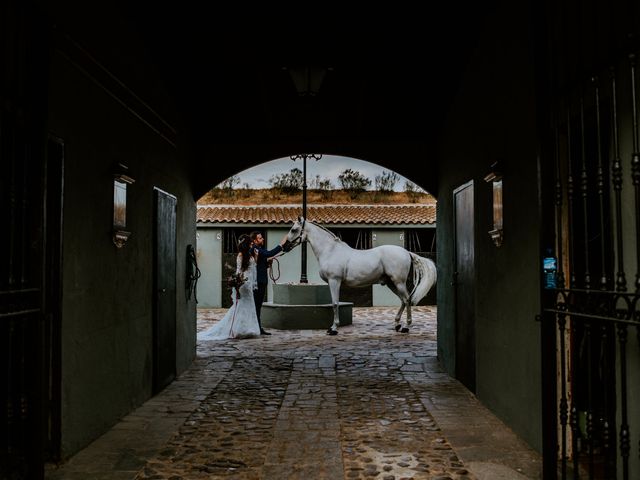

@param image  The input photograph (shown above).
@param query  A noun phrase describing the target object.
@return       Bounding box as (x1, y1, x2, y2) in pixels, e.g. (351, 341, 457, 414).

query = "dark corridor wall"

(436, 1, 543, 451)
(47, 42, 196, 456)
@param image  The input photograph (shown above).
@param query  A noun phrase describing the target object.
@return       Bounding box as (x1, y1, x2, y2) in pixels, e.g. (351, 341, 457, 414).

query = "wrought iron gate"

(1, 1, 49, 478)
(540, 0, 640, 478)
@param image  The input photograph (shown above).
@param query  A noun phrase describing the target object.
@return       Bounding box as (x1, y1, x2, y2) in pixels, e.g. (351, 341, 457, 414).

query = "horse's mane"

(306, 219, 341, 242)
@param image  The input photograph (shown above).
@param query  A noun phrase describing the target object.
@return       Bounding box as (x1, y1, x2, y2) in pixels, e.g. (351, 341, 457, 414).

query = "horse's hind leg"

(386, 281, 409, 332)
(395, 303, 406, 332)
(327, 278, 341, 335)
(387, 280, 406, 332)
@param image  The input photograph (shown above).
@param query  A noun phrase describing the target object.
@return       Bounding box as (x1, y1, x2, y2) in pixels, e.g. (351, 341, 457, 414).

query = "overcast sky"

(220, 155, 426, 193)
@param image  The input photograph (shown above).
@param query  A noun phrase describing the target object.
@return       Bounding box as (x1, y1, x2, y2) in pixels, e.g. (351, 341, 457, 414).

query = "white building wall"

(196, 228, 222, 307)
(372, 229, 405, 306)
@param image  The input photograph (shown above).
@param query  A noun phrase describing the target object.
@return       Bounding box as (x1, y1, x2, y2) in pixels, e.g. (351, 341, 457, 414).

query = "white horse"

(284, 217, 437, 335)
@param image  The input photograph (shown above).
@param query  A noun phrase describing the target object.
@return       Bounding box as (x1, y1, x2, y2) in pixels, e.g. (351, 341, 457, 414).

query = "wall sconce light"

(113, 163, 135, 248)
(484, 162, 503, 247)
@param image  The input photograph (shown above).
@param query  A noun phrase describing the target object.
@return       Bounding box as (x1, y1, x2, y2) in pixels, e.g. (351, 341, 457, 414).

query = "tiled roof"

(197, 204, 436, 225)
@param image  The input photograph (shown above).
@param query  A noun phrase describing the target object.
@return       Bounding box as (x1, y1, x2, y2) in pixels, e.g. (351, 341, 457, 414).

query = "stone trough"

(261, 283, 353, 330)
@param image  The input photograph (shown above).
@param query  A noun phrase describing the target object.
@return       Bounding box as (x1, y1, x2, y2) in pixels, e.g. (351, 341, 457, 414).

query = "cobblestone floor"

(46, 307, 541, 480)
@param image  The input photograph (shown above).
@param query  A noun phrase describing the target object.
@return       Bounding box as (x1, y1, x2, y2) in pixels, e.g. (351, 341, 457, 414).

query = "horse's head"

(283, 216, 306, 251)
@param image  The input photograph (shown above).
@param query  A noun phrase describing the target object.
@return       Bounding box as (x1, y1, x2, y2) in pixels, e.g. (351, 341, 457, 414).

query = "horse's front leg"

(327, 278, 341, 335)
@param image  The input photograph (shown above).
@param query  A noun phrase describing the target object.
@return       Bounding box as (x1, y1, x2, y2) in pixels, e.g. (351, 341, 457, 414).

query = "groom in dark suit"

(250, 231, 288, 335)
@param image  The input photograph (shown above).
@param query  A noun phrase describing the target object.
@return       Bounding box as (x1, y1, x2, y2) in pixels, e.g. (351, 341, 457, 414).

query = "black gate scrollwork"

(540, 0, 640, 478)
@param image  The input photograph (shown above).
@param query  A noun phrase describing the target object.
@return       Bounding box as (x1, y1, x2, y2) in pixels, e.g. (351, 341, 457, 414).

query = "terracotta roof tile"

(197, 204, 436, 225)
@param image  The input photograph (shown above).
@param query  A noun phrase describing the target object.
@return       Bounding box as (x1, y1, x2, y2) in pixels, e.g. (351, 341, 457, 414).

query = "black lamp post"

(290, 153, 322, 283)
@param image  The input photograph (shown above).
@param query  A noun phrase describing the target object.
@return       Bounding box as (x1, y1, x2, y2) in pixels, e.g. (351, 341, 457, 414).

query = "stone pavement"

(45, 307, 542, 480)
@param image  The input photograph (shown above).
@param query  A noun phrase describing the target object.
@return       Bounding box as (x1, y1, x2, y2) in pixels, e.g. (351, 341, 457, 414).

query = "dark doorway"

(453, 181, 476, 392)
(153, 188, 177, 394)
(1, 1, 49, 475)
(43, 135, 64, 461)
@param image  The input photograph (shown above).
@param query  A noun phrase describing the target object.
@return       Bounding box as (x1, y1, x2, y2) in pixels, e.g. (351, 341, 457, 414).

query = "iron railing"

(543, 289, 640, 479)
(540, 0, 640, 477)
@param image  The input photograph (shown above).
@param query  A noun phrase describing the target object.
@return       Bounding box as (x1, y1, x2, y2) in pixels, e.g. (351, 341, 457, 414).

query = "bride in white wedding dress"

(199, 234, 261, 340)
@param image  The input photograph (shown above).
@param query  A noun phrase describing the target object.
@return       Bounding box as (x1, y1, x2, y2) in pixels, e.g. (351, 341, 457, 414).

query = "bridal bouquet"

(227, 272, 247, 298)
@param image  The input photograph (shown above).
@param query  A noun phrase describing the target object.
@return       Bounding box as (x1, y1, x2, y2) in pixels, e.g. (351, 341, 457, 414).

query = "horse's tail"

(408, 253, 437, 306)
